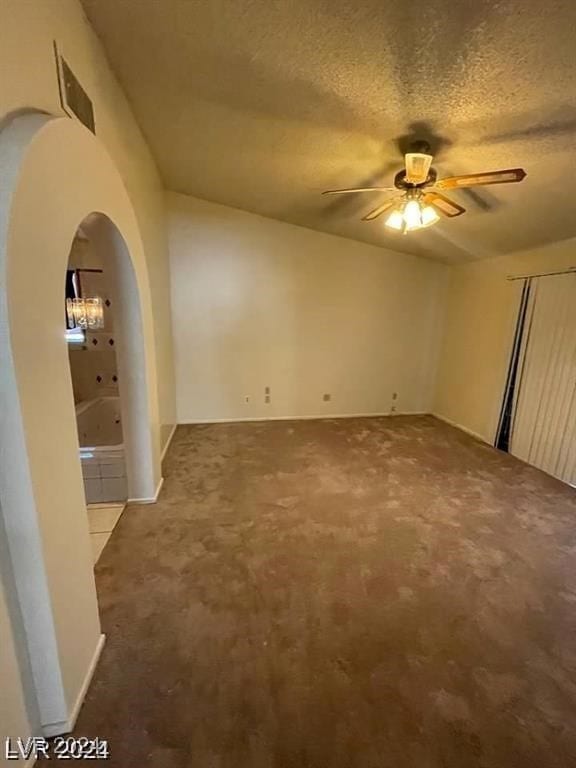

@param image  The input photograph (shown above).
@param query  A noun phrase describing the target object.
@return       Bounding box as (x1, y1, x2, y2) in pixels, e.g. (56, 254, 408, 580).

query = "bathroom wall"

(67, 236, 119, 404)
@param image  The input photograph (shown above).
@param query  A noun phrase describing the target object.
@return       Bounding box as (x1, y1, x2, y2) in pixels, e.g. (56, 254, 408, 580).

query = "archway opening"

(64, 211, 156, 502)
(64, 214, 134, 562)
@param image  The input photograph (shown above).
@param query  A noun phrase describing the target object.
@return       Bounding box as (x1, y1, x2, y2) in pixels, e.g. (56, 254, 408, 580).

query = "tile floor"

(87, 503, 126, 563)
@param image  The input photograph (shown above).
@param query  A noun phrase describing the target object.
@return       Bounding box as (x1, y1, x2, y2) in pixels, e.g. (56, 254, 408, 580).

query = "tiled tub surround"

(77, 396, 127, 503)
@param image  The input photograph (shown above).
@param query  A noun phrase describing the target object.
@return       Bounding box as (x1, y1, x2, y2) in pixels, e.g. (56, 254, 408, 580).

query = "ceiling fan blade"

(423, 191, 466, 217)
(362, 199, 399, 221)
(322, 186, 396, 195)
(404, 152, 434, 185)
(435, 168, 526, 190)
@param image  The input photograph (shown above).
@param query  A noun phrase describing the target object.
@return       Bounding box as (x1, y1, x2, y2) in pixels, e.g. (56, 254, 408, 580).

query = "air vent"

(55, 43, 95, 133)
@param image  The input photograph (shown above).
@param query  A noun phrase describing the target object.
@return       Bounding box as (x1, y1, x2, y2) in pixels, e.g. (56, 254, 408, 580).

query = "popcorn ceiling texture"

(82, 0, 576, 264)
(74, 416, 576, 766)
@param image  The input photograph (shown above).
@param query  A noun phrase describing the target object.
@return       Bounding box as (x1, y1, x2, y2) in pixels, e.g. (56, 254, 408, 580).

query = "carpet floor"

(74, 415, 576, 767)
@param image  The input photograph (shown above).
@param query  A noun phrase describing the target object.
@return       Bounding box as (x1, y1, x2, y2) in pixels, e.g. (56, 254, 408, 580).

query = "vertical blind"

(510, 273, 576, 486)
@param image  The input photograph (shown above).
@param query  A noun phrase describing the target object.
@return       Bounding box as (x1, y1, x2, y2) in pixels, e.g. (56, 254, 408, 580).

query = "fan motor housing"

(394, 168, 437, 190)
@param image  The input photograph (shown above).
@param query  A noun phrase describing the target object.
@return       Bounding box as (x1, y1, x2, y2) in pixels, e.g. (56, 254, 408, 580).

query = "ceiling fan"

(322, 141, 527, 234)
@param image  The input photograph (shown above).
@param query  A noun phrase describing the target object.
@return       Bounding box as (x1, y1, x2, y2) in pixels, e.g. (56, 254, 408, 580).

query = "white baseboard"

(42, 633, 105, 738)
(160, 424, 177, 462)
(178, 411, 429, 425)
(432, 413, 488, 444)
(128, 475, 164, 505)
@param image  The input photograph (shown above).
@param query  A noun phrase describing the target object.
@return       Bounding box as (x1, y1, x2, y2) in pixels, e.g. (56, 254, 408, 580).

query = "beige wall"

(0, 114, 163, 737)
(0, 576, 33, 756)
(0, 0, 175, 737)
(434, 238, 576, 443)
(0, 0, 173, 738)
(0, 0, 176, 442)
(168, 193, 448, 422)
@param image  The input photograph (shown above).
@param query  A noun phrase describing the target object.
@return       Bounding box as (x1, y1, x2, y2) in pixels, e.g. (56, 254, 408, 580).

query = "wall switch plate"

(265, 386, 270, 395)
(323, 393, 331, 402)
(392, 392, 398, 401)
(245, 396, 250, 403)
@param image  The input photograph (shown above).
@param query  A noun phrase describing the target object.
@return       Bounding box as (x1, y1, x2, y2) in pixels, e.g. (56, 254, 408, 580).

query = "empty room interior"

(1, 0, 576, 766)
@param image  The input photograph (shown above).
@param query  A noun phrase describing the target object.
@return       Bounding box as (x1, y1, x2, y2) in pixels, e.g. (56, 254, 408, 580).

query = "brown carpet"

(74, 415, 576, 767)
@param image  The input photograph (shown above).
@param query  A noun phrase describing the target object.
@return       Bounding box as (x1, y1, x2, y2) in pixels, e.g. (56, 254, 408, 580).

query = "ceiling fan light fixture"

(385, 199, 440, 233)
(403, 199, 423, 229)
(421, 205, 440, 227)
(404, 152, 433, 185)
(385, 209, 404, 231)
(321, 143, 526, 230)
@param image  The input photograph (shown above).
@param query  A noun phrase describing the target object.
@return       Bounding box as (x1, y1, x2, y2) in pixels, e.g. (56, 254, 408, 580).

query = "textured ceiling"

(82, 0, 576, 263)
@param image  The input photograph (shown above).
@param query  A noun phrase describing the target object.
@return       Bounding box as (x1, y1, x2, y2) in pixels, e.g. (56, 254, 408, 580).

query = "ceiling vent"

(54, 43, 95, 134)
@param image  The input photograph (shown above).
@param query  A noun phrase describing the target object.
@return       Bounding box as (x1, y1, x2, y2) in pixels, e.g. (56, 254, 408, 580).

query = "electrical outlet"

(265, 395, 270, 404)
(391, 405, 397, 413)
(323, 393, 331, 402)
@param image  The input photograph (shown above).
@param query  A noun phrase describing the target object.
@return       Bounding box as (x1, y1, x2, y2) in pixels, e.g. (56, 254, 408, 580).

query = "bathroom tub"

(76, 396, 127, 503)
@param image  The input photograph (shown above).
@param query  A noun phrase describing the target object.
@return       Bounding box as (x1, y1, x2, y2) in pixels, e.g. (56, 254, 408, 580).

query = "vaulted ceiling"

(82, 0, 576, 263)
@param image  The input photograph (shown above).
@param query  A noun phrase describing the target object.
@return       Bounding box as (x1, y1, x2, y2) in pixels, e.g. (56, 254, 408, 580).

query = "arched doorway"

(66, 213, 158, 559)
(65, 213, 158, 508)
(0, 113, 162, 735)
